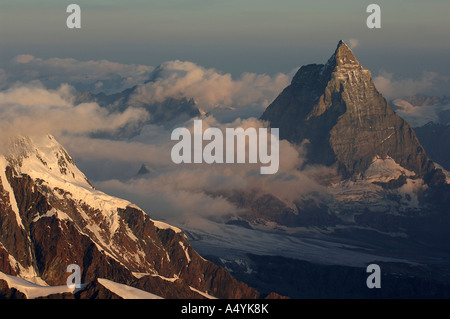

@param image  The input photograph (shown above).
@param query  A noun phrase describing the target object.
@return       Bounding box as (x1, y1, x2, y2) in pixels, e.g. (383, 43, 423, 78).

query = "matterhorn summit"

(261, 40, 444, 185)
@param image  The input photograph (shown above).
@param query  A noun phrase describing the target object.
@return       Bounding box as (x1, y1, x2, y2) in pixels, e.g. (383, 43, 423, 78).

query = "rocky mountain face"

(0, 135, 260, 299)
(261, 41, 444, 185)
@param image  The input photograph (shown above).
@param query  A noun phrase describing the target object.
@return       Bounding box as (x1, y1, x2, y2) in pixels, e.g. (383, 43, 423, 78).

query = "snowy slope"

(0, 271, 80, 299)
(97, 278, 163, 299)
(363, 155, 415, 182)
(181, 217, 410, 267)
(328, 155, 426, 214)
(0, 271, 163, 299)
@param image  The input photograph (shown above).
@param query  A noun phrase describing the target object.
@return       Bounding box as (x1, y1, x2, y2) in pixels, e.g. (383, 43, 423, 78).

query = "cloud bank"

(9, 55, 154, 94)
(373, 70, 448, 100)
(82, 116, 332, 225)
(0, 83, 149, 150)
(129, 60, 293, 113)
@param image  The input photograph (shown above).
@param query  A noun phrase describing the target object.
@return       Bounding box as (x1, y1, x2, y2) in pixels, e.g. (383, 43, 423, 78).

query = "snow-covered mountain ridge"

(0, 134, 263, 299)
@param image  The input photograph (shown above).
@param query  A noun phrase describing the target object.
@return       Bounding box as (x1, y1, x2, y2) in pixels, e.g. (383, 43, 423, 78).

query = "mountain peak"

(137, 164, 152, 175)
(261, 40, 444, 184)
(4, 134, 94, 190)
(326, 40, 360, 69)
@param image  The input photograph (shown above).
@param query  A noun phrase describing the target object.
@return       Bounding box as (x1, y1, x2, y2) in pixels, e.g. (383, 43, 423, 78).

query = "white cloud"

(348, 38, 359, 49)
(373, 70, 440, 100)
(0, 83, 149, 150)
(391, 98, 450, 127)
(129, 60, 293, 113)
(14, 54, 35, 64)
(83, 115, 330, 224)
(5, 55, 295, 120)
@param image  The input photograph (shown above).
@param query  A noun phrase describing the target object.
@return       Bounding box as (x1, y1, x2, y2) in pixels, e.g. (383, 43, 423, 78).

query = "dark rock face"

(214, 254, 450, 299)
(74, 280, 122, 299)
(0, 245, 16, 276)
(0, 169, 35, 273)
(0, 279, 26, 299)
(414, 123, 450, 171)
(132, 275, 202, 299)
(137, 164, 151, 175)
(261, 41, 443, 183)
(221, 190, 338, 228)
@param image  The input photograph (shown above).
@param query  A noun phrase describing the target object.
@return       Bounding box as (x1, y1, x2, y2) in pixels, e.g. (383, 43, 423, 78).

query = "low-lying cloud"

(0, 82, 149, 150)
(86, 116, 330, 224)
(373, 70, 447, 100)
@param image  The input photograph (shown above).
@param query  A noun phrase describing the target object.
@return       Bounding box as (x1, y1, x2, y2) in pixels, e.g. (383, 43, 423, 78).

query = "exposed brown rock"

(36, 291, 75, 299)
(0, 279, 26, 299)
(264, 291, 290, 299)
(0, 169, 34, 271)
(74, 279, 122, 299)
(0, 245, 16, 276)
(132, 275, 202, 299)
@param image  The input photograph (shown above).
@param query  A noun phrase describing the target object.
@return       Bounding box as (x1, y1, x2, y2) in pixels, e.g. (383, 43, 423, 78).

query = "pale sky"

(0, 0, 449, 81)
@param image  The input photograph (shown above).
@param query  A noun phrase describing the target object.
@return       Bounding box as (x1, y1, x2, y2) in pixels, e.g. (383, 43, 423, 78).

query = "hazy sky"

(1, 0, 449, 80)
